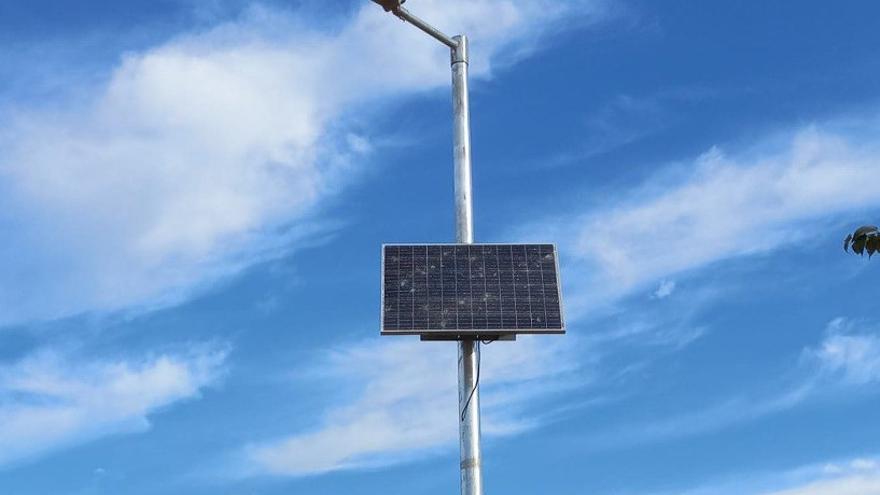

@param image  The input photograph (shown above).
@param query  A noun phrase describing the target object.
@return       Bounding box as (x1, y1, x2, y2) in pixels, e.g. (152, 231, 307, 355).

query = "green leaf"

(853, 236, 867, 255)
(853, 225, 880, 238)
(868, 237, 880, 258)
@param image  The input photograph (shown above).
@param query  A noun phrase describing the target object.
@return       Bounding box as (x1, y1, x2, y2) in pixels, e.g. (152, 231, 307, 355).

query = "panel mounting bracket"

(419, 334, 517, 342)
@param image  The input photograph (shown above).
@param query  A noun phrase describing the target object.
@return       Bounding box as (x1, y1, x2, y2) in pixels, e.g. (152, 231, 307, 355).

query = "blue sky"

(1, 0, 880, 494)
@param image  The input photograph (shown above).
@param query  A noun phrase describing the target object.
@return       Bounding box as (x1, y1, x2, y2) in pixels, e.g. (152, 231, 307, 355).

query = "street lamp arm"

(371, 1, 458, 48)
(394, 6, 458, 48)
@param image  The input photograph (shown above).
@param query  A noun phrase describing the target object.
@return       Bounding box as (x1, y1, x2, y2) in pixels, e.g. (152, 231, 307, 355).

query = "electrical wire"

(460, 337, 497, 422)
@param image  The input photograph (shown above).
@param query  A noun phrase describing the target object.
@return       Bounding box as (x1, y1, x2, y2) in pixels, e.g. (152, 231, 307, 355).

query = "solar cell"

(382, 244, 564, 336)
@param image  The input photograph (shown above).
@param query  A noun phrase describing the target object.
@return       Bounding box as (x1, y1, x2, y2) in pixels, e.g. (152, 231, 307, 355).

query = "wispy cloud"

(652, 279, 676, 299)
(590, 384, 814, 451)
(647, 455, 880, 495)
(520, 125, 880, 319)
(545, 88, 713, 166)
(0, 345, 227, 467)
(238, 282, 717, 478)
(807, 317, 880, 385)
(590, 318, 880, 450)
(241, 335, 583, 477)
(767, 473, 880, 495)
(0, 0, 604, 327)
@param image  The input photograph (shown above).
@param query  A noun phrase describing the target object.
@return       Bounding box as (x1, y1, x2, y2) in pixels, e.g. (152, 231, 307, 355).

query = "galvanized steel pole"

(452, 36, 474, 245)
(451, 35, 483, 495)
(369, 4, 483, 494)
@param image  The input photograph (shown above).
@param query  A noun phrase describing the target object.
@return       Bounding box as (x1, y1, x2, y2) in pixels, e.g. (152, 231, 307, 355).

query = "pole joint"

(451, 35, 469, 66)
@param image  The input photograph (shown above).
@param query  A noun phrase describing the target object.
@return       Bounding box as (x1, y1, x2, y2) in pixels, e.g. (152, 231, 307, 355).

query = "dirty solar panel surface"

(382, 244, 563, 335)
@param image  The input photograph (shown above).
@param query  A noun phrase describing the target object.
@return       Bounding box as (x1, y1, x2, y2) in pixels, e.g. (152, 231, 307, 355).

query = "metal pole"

(451, 35, 474, 245)
(370, 4, 483, 490)
(451, 35, 483, 495)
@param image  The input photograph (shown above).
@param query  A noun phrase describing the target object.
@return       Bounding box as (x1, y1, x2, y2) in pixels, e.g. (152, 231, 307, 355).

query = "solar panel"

(381, 244, 564, 336)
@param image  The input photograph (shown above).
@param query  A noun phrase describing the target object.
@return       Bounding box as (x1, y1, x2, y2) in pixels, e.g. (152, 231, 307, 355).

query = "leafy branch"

(844, 225, 880, 257)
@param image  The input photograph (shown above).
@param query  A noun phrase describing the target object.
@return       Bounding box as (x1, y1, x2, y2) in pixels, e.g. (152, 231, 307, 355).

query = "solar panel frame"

(380, 243, 565, 337)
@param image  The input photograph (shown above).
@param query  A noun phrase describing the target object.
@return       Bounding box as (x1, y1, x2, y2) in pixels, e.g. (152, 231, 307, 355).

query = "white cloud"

(0, 346, 227, 466)
(652, 279, 676, 299)
(645, 456, 880, 495)
(242, 336, 582, 477)
(0, 0, 602, 326)
(587, 318, 880, 450)
(765, 474, 880, 495)
(588, 383, 814, 451)
(769, 458, 880, 495)
(809, 317, 880, 385)
(523, 126, 880, 319)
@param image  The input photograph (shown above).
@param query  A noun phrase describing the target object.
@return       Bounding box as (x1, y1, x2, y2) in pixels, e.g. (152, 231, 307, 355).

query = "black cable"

(460, 344, 479, 422)
(460, 338, 497, 421)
